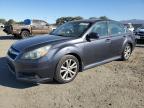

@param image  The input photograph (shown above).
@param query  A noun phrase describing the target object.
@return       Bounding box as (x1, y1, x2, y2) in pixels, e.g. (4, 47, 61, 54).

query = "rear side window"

(32, 20, 40, 25)
(91, 21, 108, 37)
(109, 21, 125, 35)
(39, 21, 48, 26)
(33, 20, 48, 26)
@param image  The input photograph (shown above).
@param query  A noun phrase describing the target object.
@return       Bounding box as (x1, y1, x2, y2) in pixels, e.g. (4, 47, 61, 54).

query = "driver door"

(83, 21, 111, 66)
(39, 21, 50, 34)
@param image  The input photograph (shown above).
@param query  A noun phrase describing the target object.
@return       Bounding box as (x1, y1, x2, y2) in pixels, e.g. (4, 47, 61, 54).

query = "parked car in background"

(3, 19, 52, 38)
(0, 23, 4, 28)
(126, 23, 134, 32)
(135, 25, 144, 40)
(7, 19, 136, 84)
(50, 25, 57, 31)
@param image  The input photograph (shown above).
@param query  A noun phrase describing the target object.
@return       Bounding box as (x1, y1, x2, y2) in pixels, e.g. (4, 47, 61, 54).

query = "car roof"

(73, 19, 111, 24)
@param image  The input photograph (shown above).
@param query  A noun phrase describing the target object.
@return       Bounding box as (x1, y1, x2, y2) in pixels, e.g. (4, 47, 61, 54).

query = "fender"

(21, 28, 31, 34)
(51, 44, 84, 71)
(121, 34, 135, 53)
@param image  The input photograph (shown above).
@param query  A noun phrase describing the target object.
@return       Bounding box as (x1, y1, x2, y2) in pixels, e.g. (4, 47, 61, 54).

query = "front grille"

(139, 32, 144, 34)
(18, 72, 41, 79)
(138, 32, 144, 36)
(140, 36, 144, 39)
(20, 73, 36, 77)
(8, 47, 20, 60)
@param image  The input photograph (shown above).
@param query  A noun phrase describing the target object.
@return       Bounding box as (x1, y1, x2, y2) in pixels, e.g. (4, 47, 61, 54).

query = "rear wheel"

(20, 30, 30, 39)
(54, 55, 79, 84)
(121, 44, 132, 61)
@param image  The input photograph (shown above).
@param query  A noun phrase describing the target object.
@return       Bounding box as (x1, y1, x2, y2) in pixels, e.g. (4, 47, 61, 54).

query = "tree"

(89, 17, 98, 19)
(0, 19, 6, 24)
(16, 21, 23, 24)
(56, 16, 83, 25)
(73, 16, 83, 20)
(99, 16, 109, 20)
(5, 19, 16, 25)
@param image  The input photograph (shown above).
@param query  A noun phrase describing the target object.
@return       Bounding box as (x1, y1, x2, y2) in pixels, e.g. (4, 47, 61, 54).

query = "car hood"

(12, 35, 73, 51)
(139, 29, 144, 32)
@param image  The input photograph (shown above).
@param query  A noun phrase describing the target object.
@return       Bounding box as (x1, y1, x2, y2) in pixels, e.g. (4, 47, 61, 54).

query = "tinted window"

(32, 20, 40, 25)
(32, 20, 47, 26)
(39, 21, 48, 26)
(91, 21, 108, 37)
(109, 21, 125, 35)
(51, 22, 91, 37)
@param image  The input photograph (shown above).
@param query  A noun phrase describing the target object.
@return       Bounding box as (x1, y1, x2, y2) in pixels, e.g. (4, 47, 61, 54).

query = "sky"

(0, 0, 144, 23)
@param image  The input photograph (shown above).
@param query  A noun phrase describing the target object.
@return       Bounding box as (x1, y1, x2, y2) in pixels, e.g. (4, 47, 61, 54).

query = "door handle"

(105, 38, 111, 43)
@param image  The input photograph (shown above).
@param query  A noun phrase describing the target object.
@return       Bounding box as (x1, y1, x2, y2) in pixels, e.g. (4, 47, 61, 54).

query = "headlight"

(21, 46, 51, 60)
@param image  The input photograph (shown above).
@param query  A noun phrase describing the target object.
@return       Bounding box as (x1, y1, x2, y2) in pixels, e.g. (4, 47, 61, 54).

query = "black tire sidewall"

(54, 55, 79, 84)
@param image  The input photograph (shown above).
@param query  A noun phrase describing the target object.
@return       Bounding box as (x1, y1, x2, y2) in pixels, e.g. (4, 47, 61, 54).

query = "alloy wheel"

(60, 59, 78, 81)
(124, 45, 131, 60)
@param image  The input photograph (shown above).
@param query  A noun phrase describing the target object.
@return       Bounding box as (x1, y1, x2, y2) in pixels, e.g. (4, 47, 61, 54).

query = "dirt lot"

(0, 29, 144, 108)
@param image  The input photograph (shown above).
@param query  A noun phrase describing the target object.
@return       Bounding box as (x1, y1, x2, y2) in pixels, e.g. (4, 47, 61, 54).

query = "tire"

(20, 30, 30, 39)
(121, 44, 132, 61)
(54, 55, 79, 84)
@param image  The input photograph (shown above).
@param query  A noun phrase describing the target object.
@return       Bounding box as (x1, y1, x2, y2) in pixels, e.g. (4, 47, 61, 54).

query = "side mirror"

(86, 32, 99, 41)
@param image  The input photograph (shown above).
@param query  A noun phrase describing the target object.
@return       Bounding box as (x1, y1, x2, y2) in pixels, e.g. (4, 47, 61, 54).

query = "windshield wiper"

(50, 32, 64, 36)
(57, 34, 65, 36)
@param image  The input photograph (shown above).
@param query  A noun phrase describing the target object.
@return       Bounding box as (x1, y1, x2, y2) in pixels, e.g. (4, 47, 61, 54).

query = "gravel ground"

(0, 30, 144, 108)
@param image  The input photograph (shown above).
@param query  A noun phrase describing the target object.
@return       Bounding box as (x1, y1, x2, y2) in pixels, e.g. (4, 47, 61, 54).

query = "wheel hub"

(124, 45, 131, 59)
(60, 59, 78, 81)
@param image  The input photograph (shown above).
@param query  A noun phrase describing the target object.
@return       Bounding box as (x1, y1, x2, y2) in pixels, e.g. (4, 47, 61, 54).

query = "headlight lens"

(22, 46, 51, 60)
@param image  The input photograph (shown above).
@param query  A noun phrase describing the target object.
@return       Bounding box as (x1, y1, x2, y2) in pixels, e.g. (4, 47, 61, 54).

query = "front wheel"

(54, 55, 79, 84)
(121, 44, 132, 61)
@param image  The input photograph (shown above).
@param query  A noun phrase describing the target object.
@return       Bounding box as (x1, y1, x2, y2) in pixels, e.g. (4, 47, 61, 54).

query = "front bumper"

(7, 56, 55, 83)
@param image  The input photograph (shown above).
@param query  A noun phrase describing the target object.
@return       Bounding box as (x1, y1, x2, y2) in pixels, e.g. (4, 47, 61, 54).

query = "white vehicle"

(50, 25, 57, 31)
(0, 23, 4, 28)
(127, 23, 134, 32)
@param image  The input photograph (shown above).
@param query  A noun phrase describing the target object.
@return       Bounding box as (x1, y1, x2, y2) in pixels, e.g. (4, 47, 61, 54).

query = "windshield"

(50, 22, 91, 37)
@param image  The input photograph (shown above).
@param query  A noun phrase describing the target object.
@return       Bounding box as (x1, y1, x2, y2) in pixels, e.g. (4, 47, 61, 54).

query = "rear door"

(108, 21, 126, 57)
(39, 21, 50, 34)
(83, 21, 111, 66)
(31, 20, 43, 34)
